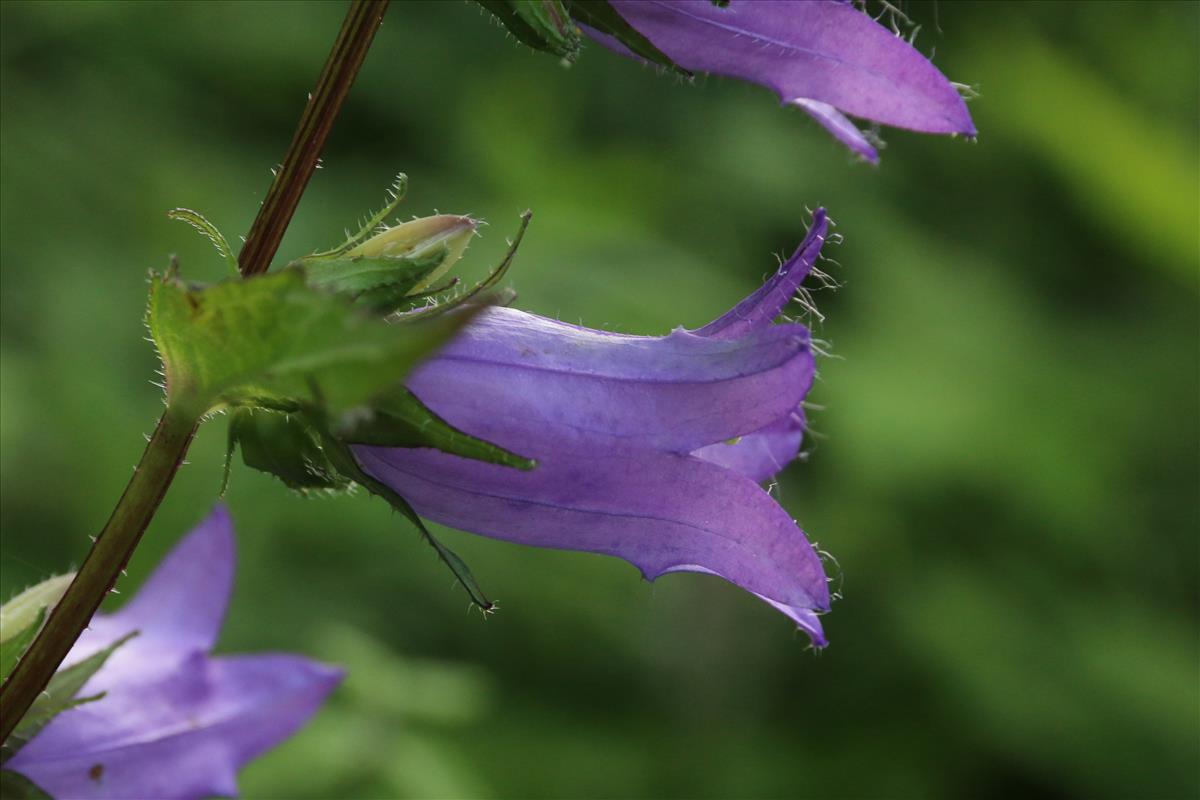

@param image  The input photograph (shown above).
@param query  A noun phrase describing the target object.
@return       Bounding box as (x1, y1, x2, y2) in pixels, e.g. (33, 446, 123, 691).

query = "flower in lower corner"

(355, 210, 834, 646)
(5, 506, 343, 800)
(582, 0, 976, 163)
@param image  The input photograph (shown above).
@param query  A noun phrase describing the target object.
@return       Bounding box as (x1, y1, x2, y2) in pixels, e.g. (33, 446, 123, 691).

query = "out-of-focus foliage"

(1, 2, 1196, 798)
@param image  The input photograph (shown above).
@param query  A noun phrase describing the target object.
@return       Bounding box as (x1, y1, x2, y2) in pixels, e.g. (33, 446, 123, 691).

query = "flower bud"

(344, 214, 478, 295)
(1, 573, 73, 646)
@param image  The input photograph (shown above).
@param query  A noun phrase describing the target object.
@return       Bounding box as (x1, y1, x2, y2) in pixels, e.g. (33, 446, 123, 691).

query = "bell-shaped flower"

(6, 507, 343, 800)
(356, 211, 834, 646)
(583, 0, 976, 162)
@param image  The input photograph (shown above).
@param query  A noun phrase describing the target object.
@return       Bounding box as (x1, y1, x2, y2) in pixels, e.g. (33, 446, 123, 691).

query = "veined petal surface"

(7, 507, 342, 798)
(358, 212, 835, 641)
(355, 446, 830, 644)
(691, 413, 806, 484)
(407, 311, 815, 456)
(8, 653, 342, 800)
(598, 1, 975, 152)
(62, 507, 235, 693)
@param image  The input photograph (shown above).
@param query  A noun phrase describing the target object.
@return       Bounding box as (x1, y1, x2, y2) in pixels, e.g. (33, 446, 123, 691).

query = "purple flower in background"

(585, 0, 976, 162)
(357, 210, 834, 646)
(7, 507, 342, 800)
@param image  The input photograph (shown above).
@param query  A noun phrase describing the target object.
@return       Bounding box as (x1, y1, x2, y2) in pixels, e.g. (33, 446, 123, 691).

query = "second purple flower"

(356, 211, 834, 646)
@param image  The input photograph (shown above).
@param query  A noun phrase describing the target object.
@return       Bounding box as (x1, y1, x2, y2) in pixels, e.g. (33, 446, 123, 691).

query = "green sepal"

(563, 1, 689, 74)
(0, 770, 54, 800)
(302, 251, 444, 299)
(227, 408, 353, 493)
(477, 0, 581, 61)
(337, 388, 535, 471)
(225, 399, 521, 612)
(319, 435, 497, 614)
(307, 173, 409, 261)
(300, 249, 457, 316)
(147, 266, 473, 419)
(0, 608, 45, 683)
(400, 211, 531, 322)
(167, 208, 239, 276)
(514, 0, 580, 59)
(2, 632, 136, 761)
(356, 277, 438, 315)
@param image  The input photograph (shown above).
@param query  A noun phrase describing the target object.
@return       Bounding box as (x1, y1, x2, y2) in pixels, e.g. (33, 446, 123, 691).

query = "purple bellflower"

(7, 507, 342, 800)
(356, 210, 834, 646)
(584, 0, 976, 162)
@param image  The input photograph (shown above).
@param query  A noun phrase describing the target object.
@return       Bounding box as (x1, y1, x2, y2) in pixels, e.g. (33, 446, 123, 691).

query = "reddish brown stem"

(238, 0, 390, 277)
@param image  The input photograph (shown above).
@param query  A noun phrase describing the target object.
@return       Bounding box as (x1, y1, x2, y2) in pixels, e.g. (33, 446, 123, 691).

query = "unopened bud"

(1, 573, 74, 645)
(345, 215, 478, 295)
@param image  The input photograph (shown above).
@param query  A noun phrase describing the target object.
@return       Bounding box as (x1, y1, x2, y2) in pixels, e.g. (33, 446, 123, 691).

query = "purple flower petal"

(405, 309, 815, 457)
(694, 208, 827, 340)
(354, 211, 834, 641)
(402, 210, 826, 463)
(355, 445, 830, 643)
(9, 652, 342, 800)
(691, 413, 806, 483)
(62, 506, 235, 693)
(595, 0, 975, 153)
(792, 98, 879, 163)
(8, 506, 342, 798)
(685, 211, 828, 480)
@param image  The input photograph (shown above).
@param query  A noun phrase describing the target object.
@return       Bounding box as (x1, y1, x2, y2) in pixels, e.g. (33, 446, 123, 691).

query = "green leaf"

(477, 0, 581, 61)
(564, 1, 689, 74)
(4, 632, 136, 759)
(228, 408, 352, 493)
(0, 607, 45, 683)
(0, 770, 54, 800)
(337, 388, 535, 471)
(147, 266, 474, 419)
(167, 208, 238, 276)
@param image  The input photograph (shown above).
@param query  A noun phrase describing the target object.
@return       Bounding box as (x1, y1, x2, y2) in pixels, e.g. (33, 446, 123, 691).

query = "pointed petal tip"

(802, 620, 828, 649)
(647, 560, 830, 648)
(810, 207, 828, 233)
(693, 207, 830, 340)
(198, 502, 236, 549)
(267, 653, 347, 697)
(758, 594, 828, 648)
(72, 504, 237, 678)
(602, 0, 975, 156)
(791, 98, 880, 163)
(776, 207, 827, 279)
(310, 659, 348, 689)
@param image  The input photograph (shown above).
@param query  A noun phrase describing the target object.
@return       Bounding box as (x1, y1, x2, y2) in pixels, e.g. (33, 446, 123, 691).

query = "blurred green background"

(2, 1, 1197, 798)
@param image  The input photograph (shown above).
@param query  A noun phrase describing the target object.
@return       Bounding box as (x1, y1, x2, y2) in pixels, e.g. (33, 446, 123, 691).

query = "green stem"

(0, 0, 389, 745)
(0, 408, 197, 741)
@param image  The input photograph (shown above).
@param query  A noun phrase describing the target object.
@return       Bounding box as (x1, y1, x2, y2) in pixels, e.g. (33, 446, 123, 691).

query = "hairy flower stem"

(239, 0, 389, 277)
(0, 0, 389, 744)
